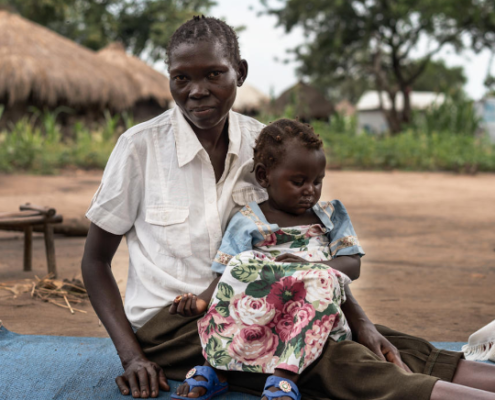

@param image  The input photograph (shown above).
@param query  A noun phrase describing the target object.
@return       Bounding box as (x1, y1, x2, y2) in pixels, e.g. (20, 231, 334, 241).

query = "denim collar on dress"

(246, 201, 335, 233)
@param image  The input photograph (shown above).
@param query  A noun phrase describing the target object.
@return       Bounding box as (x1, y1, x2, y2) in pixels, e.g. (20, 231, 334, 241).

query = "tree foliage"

(328, 60, 467, 103)
(412, 60, 466, 93)
(1, 0, 215, 60)
(261, 0, 495, 133)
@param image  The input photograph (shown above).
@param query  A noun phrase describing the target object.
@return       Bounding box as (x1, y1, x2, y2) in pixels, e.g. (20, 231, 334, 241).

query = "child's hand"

(275, 254, 309, 264)
(169, 293, 208, 317)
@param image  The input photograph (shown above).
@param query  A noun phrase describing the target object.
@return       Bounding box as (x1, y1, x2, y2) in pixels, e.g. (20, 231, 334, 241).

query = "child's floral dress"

(198, 200, 365, 374)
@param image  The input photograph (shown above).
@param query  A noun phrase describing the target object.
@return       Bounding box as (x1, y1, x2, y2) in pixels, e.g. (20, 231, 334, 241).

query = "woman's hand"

(355, 323, 412, 373)
(115, 355, 169, 398)
(169, 293, 208, 317)
(274, 254, 309, 263)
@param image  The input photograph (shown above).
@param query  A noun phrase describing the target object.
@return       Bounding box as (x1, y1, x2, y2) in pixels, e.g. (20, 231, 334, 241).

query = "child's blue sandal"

(262, 376, 301, 400)
(171, 366, 228, 400)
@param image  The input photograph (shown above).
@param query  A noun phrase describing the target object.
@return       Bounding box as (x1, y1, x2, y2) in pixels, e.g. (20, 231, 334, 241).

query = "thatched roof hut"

(97, 43, 172, 109)
(0, 11, 138, 111)
(272, 81, 334, 121)
(233, 83, 269, 115)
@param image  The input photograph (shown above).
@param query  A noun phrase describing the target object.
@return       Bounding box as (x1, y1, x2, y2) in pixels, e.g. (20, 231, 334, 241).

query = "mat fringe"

(462, 341, 495, 361)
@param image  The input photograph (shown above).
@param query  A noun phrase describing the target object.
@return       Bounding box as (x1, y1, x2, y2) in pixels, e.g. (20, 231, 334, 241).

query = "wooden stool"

(0, 204, 63, 278)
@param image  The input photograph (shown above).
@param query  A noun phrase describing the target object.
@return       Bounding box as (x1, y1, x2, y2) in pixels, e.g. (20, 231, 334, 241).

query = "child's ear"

(255, 163, 269, 188)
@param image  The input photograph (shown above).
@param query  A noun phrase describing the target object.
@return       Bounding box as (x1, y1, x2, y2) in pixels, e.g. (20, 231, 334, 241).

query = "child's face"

(168, 40, 246, 132)
(258, 141, 326, 215)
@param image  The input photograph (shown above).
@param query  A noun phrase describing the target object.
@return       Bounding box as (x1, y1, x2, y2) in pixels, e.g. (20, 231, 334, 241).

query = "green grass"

(1, 107, 494, 174)
(0, 110, 122, 174)
(319, 124, 495, 173)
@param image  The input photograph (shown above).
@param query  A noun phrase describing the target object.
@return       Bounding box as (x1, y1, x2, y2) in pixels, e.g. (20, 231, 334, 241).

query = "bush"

(0, 111, 124, 174)
(317, 120, 495, 172)
(1, 109, 494, 174)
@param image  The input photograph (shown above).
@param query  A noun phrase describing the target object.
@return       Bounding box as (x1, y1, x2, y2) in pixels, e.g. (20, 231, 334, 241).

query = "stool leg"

(23, 226, 32, 272)
(43, 223, 57, 278)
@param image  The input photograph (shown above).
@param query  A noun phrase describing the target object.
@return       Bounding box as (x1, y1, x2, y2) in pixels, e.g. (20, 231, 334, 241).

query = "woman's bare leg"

(451, 360, 495, 393)
(430, 380, 495, 400)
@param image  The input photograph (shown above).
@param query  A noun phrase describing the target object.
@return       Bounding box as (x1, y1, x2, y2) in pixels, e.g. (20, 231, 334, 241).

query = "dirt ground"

(0, 170, 494, 341)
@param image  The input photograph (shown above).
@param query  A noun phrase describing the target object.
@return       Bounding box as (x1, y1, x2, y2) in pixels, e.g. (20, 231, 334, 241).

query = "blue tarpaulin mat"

(0, 325, 486, 400)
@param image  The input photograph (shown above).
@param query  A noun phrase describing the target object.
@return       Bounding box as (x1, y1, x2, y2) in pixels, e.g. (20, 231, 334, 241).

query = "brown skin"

(81, 38, 247, 399)
(172, 140, 495, 400)
(169, 40, 248, 182)
(256, 142, 360, 279)
(83, 36, 491, 400)
(82, 224, 169, 399)
(173, 143, 363, 400)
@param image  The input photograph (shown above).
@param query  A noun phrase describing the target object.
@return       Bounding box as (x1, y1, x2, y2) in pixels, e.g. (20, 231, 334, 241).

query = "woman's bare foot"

(176, 365, 227, 398)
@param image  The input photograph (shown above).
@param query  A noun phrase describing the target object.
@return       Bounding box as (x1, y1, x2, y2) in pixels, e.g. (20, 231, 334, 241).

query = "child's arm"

(274, 253, 361, 280)
(169, 208, 255, 317)
(169, 275, 221, 317)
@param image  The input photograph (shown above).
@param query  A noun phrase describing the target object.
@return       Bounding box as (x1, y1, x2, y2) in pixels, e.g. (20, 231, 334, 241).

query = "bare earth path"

(0, 171, 494, 341)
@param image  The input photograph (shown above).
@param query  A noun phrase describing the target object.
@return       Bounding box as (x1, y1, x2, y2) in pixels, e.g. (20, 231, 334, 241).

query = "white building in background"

(356, 91, 445, 134)
(475, 98, 495, 143)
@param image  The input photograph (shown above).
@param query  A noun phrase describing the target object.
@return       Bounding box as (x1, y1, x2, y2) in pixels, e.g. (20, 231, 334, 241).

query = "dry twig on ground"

(0, 274, 88, 315)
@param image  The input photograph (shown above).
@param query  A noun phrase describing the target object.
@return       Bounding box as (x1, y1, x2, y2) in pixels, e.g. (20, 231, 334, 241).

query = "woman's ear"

(237, 59, 248, 87)
(255, 163, 269, 188)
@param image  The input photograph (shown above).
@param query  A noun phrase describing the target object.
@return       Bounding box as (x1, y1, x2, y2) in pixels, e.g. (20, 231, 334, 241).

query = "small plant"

(0, 110, 125, 174)
(410, 92, 481, 136)
(102, 110, 122, 142)
(0, 109, 494, 174)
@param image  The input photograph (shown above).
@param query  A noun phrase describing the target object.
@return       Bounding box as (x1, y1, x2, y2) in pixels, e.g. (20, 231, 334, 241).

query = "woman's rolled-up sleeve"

(85, 135, 143, 235)
(211, 212, 254, 274)
(328, 200, 365, 258)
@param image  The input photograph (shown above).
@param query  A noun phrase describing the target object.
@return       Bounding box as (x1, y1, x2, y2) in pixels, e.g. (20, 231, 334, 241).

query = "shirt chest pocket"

(145, 207, 192, 258)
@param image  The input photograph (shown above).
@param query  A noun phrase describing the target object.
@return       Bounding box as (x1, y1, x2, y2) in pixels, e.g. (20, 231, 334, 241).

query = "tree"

(328, 60, 466, 103)
(261, 0, 495, 133)
(411, 60, 466, 93)
(0, 0, 214, 60)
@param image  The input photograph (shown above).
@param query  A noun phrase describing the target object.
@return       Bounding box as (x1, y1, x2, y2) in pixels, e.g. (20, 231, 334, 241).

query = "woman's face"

(168, 40, 247, 132)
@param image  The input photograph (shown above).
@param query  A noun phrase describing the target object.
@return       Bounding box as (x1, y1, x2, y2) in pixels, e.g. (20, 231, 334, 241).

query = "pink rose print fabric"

(198, 224, 352, 374)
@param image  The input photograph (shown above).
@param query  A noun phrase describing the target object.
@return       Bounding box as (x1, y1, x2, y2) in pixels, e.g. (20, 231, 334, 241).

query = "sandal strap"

(263, 376, 300, 400)
(185, 378, 210, 390)
(184, 365, 224, 391)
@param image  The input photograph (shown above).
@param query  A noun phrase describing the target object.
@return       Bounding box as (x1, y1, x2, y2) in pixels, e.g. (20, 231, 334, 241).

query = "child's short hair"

(166, 16, 241, 67)
(253, 119, 323, 169)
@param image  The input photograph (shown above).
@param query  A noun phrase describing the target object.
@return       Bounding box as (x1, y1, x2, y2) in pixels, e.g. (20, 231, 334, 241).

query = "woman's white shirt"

(86, 107, 266, 328)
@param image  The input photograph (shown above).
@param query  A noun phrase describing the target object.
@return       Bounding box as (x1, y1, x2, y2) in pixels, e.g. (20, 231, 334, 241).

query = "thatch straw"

(98, 43, 172, 108)
(272, 81, 334, 120)
(233, 83, 269, 112)
(0, 11, 139, 110)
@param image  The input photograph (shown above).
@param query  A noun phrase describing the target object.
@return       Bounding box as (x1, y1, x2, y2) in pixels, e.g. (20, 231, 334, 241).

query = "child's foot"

(261, 386, 295, 400)
(261, 374, 301, 400)
(175, 366, 227, 399)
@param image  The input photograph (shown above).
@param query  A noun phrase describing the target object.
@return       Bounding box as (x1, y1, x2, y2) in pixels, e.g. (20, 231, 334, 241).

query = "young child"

(170, 119, 364, 400)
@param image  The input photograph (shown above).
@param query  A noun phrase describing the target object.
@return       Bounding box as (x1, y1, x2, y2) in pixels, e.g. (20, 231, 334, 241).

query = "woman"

(82, 16, 495, 400)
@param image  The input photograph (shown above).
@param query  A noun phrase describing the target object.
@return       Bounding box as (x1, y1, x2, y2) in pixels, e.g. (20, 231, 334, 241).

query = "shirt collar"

(171, 107, 242, 168)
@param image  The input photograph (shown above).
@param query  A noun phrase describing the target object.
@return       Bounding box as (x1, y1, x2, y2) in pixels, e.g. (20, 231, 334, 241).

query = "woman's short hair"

(166, 15, 241, 66)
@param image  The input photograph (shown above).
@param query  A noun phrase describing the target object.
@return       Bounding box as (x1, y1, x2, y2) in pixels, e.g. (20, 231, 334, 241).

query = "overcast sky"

(160, 0, 495, 101)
